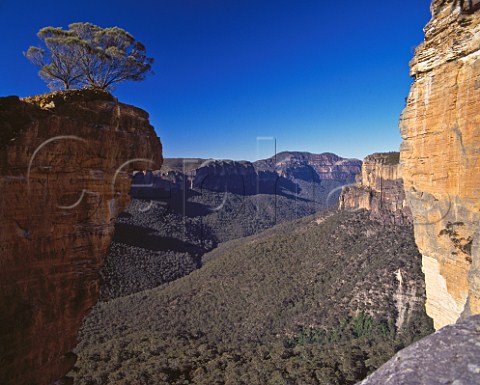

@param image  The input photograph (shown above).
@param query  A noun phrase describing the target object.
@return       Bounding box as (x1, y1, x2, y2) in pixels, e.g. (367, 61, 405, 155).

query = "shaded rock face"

(339, 152, 411, 225)
(192, 160, 259, 193)
(400, 0, 480, 329)
(0, 90, 162, 385)
(358, 314, 480, 385)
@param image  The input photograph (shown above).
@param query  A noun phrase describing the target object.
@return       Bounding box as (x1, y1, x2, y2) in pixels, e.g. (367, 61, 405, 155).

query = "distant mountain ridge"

(162, 151, 359, 171)
(254, 150, 359, 170)
(133, 151, 361, 197)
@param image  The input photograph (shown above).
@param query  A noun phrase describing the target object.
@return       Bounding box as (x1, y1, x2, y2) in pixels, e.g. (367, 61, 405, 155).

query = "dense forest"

(72, 210, 433, 385)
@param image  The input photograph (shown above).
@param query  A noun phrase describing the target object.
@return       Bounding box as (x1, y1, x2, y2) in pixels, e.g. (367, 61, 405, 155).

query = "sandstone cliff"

(0, 90, 162, 385)
(400, 0, 480, 329)
(339, 152, 411, 224)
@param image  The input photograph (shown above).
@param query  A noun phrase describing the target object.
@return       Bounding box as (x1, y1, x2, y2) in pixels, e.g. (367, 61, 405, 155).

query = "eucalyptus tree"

(26, 23, 153, 91)
(25, 27, 84, 90)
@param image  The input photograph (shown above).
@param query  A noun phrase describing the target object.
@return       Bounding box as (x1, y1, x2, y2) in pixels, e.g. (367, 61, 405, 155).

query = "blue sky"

(0, 0, 432, 161)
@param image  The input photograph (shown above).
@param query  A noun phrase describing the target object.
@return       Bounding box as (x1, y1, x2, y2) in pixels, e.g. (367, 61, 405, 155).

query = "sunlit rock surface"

(339, 152, 411, 225)
(400, 0, 480, 329)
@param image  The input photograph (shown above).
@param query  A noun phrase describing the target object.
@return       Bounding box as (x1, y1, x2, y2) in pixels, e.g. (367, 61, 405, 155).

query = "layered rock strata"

(400, 0, 480, 329)
(0, 90, 162, 385)
(339, 152, 411, 224)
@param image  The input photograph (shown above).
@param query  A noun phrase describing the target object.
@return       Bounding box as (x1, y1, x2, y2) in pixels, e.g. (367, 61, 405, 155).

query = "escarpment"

(133, 152, 361, 198)
(400, 0, 480, 329)
(339, 152, 411, 224)
(0, 90, 162, 385)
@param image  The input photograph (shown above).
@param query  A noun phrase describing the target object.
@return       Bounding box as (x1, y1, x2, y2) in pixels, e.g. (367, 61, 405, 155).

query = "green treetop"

(26, 22, 153, 91)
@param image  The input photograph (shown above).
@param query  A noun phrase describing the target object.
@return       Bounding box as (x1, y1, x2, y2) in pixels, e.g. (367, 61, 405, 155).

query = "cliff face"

(400, 0, 480, 329)
(339, 152, 411, 224)
(0, 90, 162, 385)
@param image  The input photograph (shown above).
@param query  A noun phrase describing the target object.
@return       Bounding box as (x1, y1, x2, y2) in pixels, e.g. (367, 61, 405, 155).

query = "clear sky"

(0, 0, 432, 161)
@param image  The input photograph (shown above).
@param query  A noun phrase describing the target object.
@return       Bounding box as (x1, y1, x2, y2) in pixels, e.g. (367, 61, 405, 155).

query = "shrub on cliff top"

(364, 152, 400, 166)
(22, 88, 115, 107)
(25, 22, 153, 91)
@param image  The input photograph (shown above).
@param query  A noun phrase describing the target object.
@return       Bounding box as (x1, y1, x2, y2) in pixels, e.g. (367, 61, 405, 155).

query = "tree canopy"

(26, 23, 153, 91)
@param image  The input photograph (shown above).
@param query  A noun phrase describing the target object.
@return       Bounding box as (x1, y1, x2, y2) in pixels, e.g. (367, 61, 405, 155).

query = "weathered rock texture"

(400, 0, 480, 329)
(339, 152, 411, 224)
(358, 314, 480, 385)
(0, 90, 162, 385)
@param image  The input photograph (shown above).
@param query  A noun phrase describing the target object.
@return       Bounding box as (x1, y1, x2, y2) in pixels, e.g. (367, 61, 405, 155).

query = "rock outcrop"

(339, 152, 411, 224)
(400, 0, 480, 329)
(358, 314, 480, 385)
(0, 90, 162, 385)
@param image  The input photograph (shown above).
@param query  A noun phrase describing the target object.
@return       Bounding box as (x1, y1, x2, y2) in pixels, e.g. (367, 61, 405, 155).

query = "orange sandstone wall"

(0, 90, 162, 385)
(339, 152, 410, 224)
(400, 0, 480, 329)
